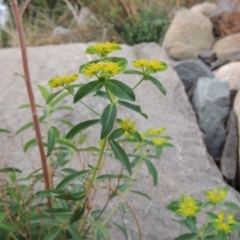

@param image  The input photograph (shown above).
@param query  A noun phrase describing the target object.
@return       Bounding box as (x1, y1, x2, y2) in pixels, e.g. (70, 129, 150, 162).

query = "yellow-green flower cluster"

(82, 62, 122, 77)
(177, 195, 200, 217)
(91, 42, 121, 55)
(48, 74, 78, 88)
(212, 211, 237, 233)
(205, 188, 228, 204)
(148, 128, 166, 135)
(133, 59, 167, 72)
(152, 138, 168, 147)
(120, 119, 137, 132)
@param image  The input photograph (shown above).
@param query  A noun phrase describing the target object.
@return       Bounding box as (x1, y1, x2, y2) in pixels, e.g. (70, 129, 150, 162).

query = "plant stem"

(133, 76, 145, 89)
(9, 0, 51, 207)
(89, 138, 107, 186)
(103, 155, 145, 225)
(105, 86, 114, 104)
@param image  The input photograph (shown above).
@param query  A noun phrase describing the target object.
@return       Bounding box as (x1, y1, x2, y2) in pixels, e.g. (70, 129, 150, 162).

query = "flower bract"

(133, 59, 167, 72)
(148, 128, 166, 135)
(87, 42, 121, 56)
(120, 119, 137, 132)
(152, 138, 168, 146)
(205, 187, 228, 204)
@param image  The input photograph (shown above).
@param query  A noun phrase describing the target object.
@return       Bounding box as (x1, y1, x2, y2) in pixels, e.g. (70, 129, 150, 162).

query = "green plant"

(0, 41, 173, 239)
(114, 7, 169, 45)
(167, 187, 240, 240)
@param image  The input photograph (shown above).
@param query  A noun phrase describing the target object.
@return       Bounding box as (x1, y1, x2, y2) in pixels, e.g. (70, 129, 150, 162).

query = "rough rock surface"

(221, 110, 238, 180)
(212, 33, 240, 61)
(215, 62, 240, 90)
(0, 43, 239, 240)
(192, 77, 230, 158)
(190, 2, 217, 16)
(173, 60, 213, 93)
(162, 9, 214, 60)
(234, 91, 240, 165)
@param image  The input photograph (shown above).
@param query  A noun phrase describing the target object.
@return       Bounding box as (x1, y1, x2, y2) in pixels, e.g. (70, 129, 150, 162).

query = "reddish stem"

(9, 0, 51, 208)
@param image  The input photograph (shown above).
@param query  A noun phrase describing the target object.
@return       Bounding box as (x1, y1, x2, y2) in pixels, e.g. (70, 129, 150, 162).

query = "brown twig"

(20, 0, 30, 18)
(9, 0, 51, 208)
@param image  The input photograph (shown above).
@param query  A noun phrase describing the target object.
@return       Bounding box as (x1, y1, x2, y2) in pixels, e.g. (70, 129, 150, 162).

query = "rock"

(77, 6, 99, 27)
(211, 58, 228, 71)
(173, 60, 213, 94)
(0, 43, 239, 240)
(199, 49, 216, 66)
(215, 62, 240, 90)
(191, 2, 217, 16)
(210, 0, 240, 38)
(234, 91, 240, 170)
(221, 110, 238, 180)
(162, 9, 214, 60)
(52, 26, 72, 37)
(212, 33, 240, 61)
(192, 77, 230, 158)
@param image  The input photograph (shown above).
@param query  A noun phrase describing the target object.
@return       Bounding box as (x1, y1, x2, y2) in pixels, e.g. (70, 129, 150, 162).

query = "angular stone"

(0, 43, 239, 240)
(234, 91, 240, 170)
(162, 9, 214, 60)
(215, 62, 240, 90)
(211, 58, 228, 71)
(192, 77, 230, 158)
(213, 33, 240, 61)
(221, 110, 238, 180)
(173, 60, 213, 93)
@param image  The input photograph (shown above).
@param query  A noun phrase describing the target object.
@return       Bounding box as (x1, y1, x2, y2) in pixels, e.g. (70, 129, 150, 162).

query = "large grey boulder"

(0, 43, 239, 240)
(192, 77, 230, 158)
(212, 33, 240, 61)
(162, 9, 214, 60)
(173, 60, 213, 94)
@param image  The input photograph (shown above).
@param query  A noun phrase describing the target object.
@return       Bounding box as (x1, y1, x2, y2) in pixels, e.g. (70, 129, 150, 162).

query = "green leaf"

(0, 223, 16, 232)
(90, 221, 111, 239)
(56, 170, 88, 190)
(43, 227, 61, 240)
(66, 119, 100, 139)
(24, 138, 37, 152)
(57, 139, 77, 151)
(54, 191, 85, 201)
(0, 128, 11, 133)
(112, 222, 128, 240)
(118, 100, 148, 119)
(74, 80, 103, 103)
(67, 226, 83, 240)
(145, 159, 158, 185)
(59, 120, 74, 128)
(78, 146, 100, 152)
(47, 127, 56, 156)
(106, 79, 135, 102)
(145, 75, 167, 95)
(78, 133, 87, 144)
(46, 89, 64, 104)
(50, 92, 70, 108)
(109, 140, 131, 175)
(174, 233, 198, 240)
(96, 174, 131, 181)
(16, 122, 33, 134)
(101, 104, 117, 139)
(223, 202, 240, 210)
(37, 85, 50, 100)
(109, 128, 125, 140)
(94, 90, 108, 100)
(69, 207, 84, 224)
(186, 217, 197, 233)
(107, 57, 127, 71)
(131, 190, 151, 200)
(18, 103, 43, 109)
(128, 130, 142, 142)
(123, 69, 144, 75)
(156, 146, 162, 158)
(215, 231, 227, 240)
(52, 106, 75, 112)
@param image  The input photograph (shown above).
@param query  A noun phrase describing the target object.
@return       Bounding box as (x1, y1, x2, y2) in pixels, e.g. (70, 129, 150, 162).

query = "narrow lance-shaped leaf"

(90, 221, 111, 240)
(66, 119, 100, 139)
(16, 122, 33, 134)
(144, 159, 158, 185)
(43, 227, 61, 240)
(24, 138, 37, 152)
(174, 233, 198, 240)
(109, 128, 125, 140)
(119, 100, 148, 119)
(145, 75, 167, 96)
(46, 89, 63, 104)
(37, 85, 50, 100)
(47, 127, 56, 157)
(0, 128, 11, 133)
(123, 69, 144, 75)
(109, 140, 132, 175)
(106, 79, 135, 102)
(101, 104, 117, 139)
(74, 80, 103, 103)
(50, 92, 70, 108)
